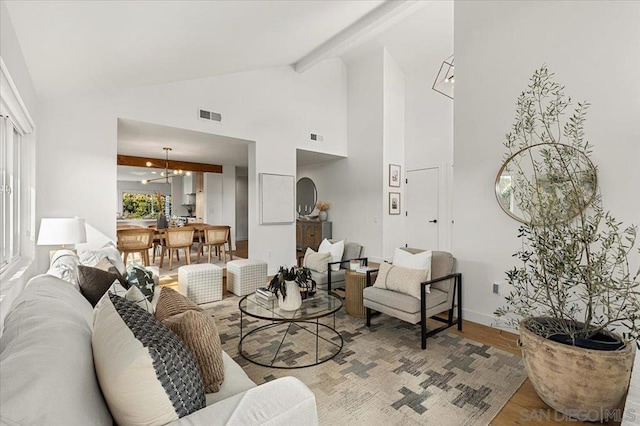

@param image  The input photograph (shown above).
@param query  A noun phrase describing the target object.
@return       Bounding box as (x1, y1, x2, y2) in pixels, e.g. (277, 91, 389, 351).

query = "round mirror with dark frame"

(296, 177, 317, 216)
(495, 142, 597, 225)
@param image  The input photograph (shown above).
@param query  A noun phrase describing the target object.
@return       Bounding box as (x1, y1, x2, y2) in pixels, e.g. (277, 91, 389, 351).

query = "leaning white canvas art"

(260, 173, 295, 224)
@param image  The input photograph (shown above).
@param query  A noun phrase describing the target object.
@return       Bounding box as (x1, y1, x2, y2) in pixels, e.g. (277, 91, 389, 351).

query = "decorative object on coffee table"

(268, 266, 316, 311)
(494, 65, 639, 421)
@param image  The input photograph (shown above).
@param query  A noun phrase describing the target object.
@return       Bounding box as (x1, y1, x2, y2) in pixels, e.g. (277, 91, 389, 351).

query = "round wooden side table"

(345, 270, 367, 317)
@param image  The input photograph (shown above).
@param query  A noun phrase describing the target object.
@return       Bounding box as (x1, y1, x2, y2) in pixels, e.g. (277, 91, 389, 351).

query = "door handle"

(429, 219, 438, 223)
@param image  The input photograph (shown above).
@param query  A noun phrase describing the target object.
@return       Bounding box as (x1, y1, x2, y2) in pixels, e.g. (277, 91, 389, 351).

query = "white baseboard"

(461, 308, 519, 335)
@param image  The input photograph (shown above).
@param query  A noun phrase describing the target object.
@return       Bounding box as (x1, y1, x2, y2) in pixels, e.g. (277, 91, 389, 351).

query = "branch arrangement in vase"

(268, 266, 316, 300)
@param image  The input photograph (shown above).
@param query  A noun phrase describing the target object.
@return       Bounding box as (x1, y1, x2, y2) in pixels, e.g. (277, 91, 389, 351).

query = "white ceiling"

(117, 118, 249, 166)
(296, 149, 345, 168)
(5, 0, 384, 99)
(7, 1, 453, 167)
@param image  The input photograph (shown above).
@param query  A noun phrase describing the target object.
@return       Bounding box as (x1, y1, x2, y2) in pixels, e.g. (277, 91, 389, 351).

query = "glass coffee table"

(238, 293, 343, 369)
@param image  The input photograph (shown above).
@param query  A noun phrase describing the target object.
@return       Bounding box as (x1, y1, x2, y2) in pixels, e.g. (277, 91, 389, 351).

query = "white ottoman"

(178, 264, 223, 304)
(227, 259, 268, 296)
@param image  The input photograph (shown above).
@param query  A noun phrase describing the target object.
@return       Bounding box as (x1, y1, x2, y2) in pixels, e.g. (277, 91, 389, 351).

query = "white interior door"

(405, 168, 439, 250)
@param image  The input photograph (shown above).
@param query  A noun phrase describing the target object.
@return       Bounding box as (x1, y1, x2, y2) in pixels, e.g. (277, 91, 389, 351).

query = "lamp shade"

(37, 218, 87, 246)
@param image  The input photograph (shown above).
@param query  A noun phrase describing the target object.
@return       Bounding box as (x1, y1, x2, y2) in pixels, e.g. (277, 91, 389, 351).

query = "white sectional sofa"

(0, 275, 318, 425)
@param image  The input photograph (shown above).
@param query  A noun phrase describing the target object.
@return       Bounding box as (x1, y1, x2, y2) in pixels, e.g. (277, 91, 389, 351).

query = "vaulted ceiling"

(5, 0, 385, 99)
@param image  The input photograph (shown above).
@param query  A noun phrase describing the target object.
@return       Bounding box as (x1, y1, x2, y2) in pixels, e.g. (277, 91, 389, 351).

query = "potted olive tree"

(268, 266, 316, 311)
(494, 66, 639, 421)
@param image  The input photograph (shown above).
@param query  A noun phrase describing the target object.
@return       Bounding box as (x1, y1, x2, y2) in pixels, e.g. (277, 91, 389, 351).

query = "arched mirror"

(495, 143, 597, 225)
(296, 177, 317, 215)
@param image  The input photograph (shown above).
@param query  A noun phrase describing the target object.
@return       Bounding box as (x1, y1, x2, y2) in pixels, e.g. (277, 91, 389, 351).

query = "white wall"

(36, 59, 347, 274)
(204, 173, 223, 225)
(297, 48, 412, 262)
(453, 0, 640, 327)
(0, 0, 39, 332)
(296, 49, 385, 260)
(221, 165, 236, 250)
(455, 3, 640, 412)
(381, 49, 405, 260)
(402, 1, 453, 172)
(235, 167, 248, 240)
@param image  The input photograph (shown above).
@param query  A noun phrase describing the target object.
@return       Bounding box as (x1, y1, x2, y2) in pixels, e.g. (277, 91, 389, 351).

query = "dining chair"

(116, 228, 154, 267)
(160, 227, 195, 271)
(151, 228, 164, 264)
(197, 226, 231, 263)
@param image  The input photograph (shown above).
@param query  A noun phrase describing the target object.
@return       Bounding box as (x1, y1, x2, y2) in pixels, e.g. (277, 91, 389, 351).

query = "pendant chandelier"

(432, 55, 454, 99)
(141, 147, 190, 184)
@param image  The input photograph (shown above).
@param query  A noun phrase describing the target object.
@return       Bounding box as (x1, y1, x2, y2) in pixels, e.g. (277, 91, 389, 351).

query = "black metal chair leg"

(457, 276, 463, 331)
(421, 286, 427, 349)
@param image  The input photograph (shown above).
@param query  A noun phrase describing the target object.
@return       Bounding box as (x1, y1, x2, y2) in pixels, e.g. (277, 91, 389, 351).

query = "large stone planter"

(519, 319, 634, 421)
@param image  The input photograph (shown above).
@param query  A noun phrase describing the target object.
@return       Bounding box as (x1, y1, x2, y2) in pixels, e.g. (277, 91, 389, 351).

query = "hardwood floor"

(234, 239, 248, 259)
(159, 241, 623, 425)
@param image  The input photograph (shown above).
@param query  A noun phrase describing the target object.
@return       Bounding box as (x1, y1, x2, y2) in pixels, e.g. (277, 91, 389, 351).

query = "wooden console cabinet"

(296, 220, 332, 253)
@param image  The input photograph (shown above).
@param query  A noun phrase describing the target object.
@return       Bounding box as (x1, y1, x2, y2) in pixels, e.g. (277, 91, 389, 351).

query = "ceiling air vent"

(198, 108, 222, 122)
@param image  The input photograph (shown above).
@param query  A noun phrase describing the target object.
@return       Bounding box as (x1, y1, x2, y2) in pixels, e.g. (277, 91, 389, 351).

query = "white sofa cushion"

(0, 275, 112, 426)
(93, 294, 205, 426)
(171, 377, 317, 426)
(205, 351, 256, 406)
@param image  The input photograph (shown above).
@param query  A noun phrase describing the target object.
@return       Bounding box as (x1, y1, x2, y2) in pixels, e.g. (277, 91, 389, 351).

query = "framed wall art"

(389, 164, 401, 187)
(389, 192, 401, 215)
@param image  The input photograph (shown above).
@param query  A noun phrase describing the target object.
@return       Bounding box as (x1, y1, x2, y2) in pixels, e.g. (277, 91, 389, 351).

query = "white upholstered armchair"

(363, 248, 462, 349)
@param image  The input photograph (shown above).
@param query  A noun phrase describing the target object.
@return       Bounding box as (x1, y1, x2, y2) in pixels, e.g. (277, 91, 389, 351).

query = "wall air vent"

(310, 133, 324, 142)
(198, 108, 222, 122)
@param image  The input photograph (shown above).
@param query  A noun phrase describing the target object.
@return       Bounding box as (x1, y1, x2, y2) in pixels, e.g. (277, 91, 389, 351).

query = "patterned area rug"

(205, 297, 527, 426)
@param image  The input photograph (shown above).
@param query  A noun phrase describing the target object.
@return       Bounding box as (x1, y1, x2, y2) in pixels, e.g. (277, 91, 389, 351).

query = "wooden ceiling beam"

(117, 155, 222, 174)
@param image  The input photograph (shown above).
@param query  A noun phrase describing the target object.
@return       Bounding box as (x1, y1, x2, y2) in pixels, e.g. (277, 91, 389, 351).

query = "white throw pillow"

(318, 239, 345, 272)
(373, 262, 430, 299)
(393, 248, 432, 281)
(92, 294, 205, 426)
(79, 242, 126, 277)
(47, 249, 80, 291)
(303, 248, 332, 273)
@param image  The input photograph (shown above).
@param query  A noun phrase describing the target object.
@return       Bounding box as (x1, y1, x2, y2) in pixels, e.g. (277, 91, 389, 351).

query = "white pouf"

(227, 259, 268, 296)
(178, 264, 223, 304)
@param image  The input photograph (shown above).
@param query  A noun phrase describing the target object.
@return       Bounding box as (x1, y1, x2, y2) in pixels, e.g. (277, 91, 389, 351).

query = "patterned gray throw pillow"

(126, 264, 155, 301)
(109, 293, 205, 418)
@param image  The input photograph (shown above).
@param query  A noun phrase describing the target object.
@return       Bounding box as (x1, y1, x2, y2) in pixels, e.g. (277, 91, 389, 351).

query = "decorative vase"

(519, 318, 633, 421)
(278, 280, 302, 311)
(319, 211, 328, 222)
(156, 215, 167, 229)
